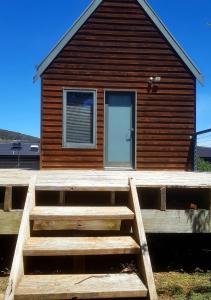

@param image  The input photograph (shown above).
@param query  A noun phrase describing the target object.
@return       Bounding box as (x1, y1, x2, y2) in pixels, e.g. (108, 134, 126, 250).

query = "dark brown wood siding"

(41, 0, 196, 170)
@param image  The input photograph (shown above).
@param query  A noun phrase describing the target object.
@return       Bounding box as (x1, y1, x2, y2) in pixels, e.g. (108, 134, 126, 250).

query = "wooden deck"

(1, 169, 211, 188)
(0, 170, 211, 234)
(0, 169, 34, 187)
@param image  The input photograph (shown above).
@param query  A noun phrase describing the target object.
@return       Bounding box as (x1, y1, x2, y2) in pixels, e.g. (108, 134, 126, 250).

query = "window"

(63, 89, 96, 148)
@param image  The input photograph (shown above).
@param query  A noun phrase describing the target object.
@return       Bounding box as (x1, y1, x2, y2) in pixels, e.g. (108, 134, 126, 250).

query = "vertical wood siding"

(41, 0, 196, 170)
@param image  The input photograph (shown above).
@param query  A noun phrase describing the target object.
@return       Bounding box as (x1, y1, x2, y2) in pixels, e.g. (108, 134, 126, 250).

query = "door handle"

(130, 128, 135, 138)
(126, 128, 134, 141)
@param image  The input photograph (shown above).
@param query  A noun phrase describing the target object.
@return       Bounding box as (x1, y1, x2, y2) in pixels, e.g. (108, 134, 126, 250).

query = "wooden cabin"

(35, 0, 203, 170)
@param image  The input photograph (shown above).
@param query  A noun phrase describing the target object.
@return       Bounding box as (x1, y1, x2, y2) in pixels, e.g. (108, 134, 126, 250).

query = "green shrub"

(197, 158, 211, 172)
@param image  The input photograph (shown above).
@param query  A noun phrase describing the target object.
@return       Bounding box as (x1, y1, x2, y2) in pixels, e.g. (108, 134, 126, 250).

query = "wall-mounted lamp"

(148, 76, 161, 85)
(147, 76, 162, 93)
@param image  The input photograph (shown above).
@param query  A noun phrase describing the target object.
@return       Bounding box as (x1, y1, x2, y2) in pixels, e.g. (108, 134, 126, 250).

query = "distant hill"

(0, 129, 40, 143)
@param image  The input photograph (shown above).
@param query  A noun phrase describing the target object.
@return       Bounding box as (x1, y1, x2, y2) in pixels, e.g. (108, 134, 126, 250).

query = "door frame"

(103, 89, 137, 170)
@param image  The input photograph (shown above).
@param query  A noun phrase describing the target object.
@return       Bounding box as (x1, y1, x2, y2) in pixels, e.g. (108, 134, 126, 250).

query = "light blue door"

(105, 92, 135, 168)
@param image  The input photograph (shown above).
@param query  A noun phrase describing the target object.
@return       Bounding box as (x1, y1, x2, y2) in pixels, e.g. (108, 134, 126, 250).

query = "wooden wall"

(41, 0, 196, 170)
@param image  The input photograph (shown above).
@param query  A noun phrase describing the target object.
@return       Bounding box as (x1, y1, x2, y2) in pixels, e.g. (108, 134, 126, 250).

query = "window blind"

(65, 91, 94, 146)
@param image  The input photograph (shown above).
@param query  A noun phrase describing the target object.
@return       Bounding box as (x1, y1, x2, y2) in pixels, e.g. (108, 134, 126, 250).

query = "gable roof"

(197, 146, 211, 158)
(34, 0, 204, 84)
(0, 142, 40, 156)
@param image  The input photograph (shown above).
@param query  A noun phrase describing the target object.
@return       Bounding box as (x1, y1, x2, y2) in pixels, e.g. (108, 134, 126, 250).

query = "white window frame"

(63, 89, 97, 149)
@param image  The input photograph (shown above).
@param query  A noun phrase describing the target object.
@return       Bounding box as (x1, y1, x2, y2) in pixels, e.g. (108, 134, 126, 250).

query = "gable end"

(34, 0, 204, 84)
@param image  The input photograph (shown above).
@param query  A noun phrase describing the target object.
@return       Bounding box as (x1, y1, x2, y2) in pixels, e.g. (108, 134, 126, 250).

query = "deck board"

(23, 236, 140, 256)
(15, 273, 147, 299)
(30, 206, 134, 221)
(0, 169, 211, 188)
(0, 169, 34, 186)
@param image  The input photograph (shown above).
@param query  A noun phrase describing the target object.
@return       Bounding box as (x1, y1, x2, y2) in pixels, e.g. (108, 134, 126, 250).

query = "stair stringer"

(4, 176, 37, 300)
(129, 177, 158, 300)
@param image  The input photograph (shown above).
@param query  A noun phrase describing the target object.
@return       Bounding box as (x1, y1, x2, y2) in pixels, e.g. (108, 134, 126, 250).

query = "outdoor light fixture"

(148, 76, 162, 91)
(148, 76, 161, 84)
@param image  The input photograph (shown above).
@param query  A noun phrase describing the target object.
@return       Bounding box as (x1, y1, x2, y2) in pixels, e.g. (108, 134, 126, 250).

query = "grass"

(155, 272, 211, 299)
(0, 276, 8, 296)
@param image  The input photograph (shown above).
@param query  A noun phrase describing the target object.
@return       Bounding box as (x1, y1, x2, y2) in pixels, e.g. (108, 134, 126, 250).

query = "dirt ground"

(155, 272, 211, 300)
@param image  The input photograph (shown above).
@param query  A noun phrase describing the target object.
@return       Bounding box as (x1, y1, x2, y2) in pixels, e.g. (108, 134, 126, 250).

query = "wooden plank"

(23, 236, 140, 256)
(44, 71, 193, 83)
(4, 186, 12, 211)
(0, 210, 22, 234)
(0, 170, 32, 187)
(110, 192, 116, 205)
(31, 209, 211, 234)
(160, 187, 166, 211)
(15, 273, 147, 299)
(129, 177, 158, 300)
(32, 219, 121, 231)
(4, 175, 37, 300)
(59, 191, 65, 205)
(131, 171, 211, 188)
(209, 189, 211, 211)
(35, 185, 129, 192)
(30, 206, 134, 221)
(142, 209, 211, 233)
(0, 170, 211, 190)
(35, 170, 211, 189)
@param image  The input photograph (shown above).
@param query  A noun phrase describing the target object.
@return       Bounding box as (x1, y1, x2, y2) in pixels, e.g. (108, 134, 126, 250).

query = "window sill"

(62, 144, 97, 150)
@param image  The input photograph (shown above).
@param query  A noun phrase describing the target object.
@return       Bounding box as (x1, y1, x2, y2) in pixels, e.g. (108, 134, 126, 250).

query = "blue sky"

(0, 0, 210, 144)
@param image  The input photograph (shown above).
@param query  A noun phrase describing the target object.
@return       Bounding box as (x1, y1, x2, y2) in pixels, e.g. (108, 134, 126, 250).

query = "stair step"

(23, 236, 140, 256)
(30, 206, 134, 221)
(15, 273, 147, 299)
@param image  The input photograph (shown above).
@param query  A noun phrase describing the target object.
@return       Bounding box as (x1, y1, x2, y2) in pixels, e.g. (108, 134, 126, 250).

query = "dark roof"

(0, 142, 40, 156)
(197, 146, 211, 158)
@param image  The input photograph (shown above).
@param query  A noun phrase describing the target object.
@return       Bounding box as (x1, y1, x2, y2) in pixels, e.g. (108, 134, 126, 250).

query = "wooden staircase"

(4, 176, 157, 300)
